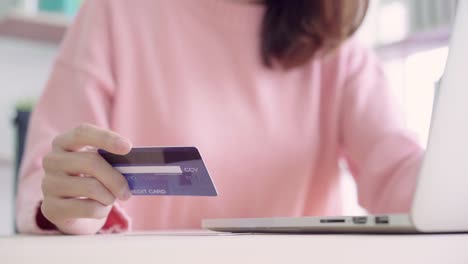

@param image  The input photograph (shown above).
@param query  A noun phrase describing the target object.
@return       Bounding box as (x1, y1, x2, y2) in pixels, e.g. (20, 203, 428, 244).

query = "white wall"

(0, 36, 58, 235)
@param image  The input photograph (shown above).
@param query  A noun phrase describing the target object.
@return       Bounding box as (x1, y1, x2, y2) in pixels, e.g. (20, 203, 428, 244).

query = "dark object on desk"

(13, 108, 31, 194)
(12, 107, 32, 233)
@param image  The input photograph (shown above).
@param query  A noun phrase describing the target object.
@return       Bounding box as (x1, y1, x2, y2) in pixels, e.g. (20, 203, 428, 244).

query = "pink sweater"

(17, 0, 423, 234)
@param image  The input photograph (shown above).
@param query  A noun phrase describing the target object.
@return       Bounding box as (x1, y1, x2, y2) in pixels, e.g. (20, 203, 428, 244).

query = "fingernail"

(120, 188, 132, 200)
(115, 138, 131, 152)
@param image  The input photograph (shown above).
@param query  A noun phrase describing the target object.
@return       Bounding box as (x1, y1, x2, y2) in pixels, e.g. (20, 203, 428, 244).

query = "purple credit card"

(98, 147, 218, 196)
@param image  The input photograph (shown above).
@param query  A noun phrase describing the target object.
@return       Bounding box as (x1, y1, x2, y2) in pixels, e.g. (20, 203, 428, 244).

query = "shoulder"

(332, 36, 383, 76)
(321, 36, 379, 66)
(57, 0, 160, 67)
(64, 0, 161, 37)
(313, 36, 385, 90)
(82, 0, 170, 21)
(79, 0, 157, 13)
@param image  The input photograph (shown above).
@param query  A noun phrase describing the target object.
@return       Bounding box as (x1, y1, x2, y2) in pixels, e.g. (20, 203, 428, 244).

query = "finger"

(50, 151, 131, 200)
(42, 173, 116, 206)
(52, 123, 132, 154)
(42, 196, 112, 221)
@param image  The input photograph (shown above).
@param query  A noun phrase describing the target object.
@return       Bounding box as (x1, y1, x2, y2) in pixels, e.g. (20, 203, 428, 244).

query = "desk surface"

(2, 230, 468, 264)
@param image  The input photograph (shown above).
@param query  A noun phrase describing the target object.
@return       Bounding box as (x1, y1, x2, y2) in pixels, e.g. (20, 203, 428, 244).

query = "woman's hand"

(40, 123, 132, 235)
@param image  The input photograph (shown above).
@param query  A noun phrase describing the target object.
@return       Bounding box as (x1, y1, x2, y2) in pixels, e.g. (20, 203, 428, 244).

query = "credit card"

(98, 147, 218, 196)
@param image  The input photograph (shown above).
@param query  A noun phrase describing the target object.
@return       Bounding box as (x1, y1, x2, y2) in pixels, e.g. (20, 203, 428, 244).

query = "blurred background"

(0, 0, 458, 235)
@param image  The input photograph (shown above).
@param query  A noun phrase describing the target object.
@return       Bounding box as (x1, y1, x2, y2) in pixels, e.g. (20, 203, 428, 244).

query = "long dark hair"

(261, 0, 369, 69)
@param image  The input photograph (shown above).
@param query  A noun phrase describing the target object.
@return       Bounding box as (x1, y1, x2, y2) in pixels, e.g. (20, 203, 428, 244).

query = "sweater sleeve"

(16, 0, 131, 234)
(339, 40, 424, 214)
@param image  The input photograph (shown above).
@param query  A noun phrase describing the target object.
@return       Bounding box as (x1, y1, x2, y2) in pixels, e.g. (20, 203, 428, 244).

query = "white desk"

(1, 231, 468, 264)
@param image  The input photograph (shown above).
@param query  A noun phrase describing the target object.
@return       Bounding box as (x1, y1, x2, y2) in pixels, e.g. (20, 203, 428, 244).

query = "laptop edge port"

(320, 218, 346, 223)
(352, 216, 367, 224)
(375, 216, 389, 224)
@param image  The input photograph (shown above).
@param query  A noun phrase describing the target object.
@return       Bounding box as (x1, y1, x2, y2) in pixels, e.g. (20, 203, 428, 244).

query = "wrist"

(55, 218, 108, 235)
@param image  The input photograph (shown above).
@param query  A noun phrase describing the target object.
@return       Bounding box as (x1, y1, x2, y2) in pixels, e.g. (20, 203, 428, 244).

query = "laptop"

(202, 1, 468, 234)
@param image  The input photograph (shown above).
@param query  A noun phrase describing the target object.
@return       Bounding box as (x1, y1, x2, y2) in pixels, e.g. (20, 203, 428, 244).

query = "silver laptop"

(203, 1, 468, 234)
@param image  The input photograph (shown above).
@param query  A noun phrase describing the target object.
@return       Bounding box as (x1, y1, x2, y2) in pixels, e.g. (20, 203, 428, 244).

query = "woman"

(16, 0, 423, 235)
